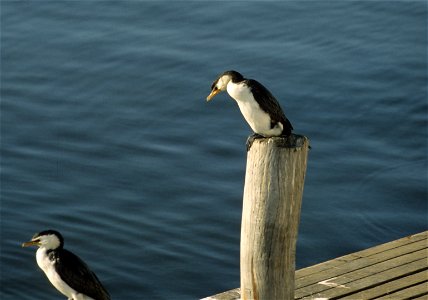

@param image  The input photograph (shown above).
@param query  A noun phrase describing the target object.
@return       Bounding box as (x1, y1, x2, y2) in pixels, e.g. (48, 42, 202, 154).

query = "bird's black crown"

(211, 70, 245, 90)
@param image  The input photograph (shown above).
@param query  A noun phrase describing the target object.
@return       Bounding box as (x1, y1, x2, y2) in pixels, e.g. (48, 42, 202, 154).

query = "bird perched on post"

(22, 229, 111, 300)
(207, 70, 293, 150)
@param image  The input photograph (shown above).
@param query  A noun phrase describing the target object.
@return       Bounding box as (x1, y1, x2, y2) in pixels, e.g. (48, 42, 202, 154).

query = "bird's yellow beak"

(206, 89, 221, 101)
(22, 240, 39, 248)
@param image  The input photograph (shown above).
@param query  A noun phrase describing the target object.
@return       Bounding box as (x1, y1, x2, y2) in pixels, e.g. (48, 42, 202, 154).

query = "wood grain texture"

(240, 135, 309, 300)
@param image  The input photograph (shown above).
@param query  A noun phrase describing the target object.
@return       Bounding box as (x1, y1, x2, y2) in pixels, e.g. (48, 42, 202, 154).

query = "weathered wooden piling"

(240, 134, 309, 300)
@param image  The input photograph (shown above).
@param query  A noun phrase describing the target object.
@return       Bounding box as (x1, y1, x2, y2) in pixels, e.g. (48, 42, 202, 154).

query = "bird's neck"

(36, 247, 59, 268)
(227, 81, 251, 104)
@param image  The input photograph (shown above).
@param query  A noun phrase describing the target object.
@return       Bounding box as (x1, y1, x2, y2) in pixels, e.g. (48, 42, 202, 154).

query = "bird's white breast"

(36, 248, 95, 300)
(227, 82, 281, 136)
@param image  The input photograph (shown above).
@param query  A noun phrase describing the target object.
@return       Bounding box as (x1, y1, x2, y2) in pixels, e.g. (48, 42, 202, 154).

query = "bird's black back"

(246, 79, 293, 136)
(52, 249, 111, 300)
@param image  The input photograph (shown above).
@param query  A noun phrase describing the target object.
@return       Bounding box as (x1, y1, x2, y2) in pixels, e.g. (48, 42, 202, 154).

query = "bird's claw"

(246, 133, 264, 151)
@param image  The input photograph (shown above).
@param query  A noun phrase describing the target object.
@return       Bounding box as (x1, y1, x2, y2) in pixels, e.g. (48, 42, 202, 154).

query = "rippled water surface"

(1, 2, 427, 299)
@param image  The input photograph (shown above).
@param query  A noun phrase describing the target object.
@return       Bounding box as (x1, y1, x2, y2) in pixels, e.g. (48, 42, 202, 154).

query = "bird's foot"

(246, 133, 264, 151)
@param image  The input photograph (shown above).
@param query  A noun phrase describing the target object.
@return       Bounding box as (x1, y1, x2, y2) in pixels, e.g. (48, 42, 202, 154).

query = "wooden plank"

(296, 239, 426, 291)
(201, 288, 238, 300)
(296, 249, 427, 298)
(375, 281, 428, 299)
(201, 289, 241, 300)
(296, 232, 427, 279)
(411, 294, 428, 300)
(339, 270, 428, 299)
(297, 238, 427, 289)
(296, 241, 427, 291)
(299, 258, 428, 299)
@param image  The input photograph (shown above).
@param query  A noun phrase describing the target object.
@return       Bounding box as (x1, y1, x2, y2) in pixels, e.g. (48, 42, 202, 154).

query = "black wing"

(55, 249, 111, 300)
(247, 79, 293, 135)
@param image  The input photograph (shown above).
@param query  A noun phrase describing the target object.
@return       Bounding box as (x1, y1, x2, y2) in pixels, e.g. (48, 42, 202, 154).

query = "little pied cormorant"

(207, 70, 293, 149)
(22, 230, 110, 300)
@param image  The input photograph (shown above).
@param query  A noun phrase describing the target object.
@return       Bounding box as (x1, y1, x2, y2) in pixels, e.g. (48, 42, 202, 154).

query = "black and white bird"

(22, 230, 110, 300)
(207, 70, 293, 149)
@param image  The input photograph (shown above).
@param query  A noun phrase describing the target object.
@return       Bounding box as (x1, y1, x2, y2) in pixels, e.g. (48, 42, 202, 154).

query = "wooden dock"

(202, 231, 428, 300)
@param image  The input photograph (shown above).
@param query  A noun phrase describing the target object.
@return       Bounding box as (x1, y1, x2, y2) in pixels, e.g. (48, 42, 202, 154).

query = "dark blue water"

(1, 1, 427, 299)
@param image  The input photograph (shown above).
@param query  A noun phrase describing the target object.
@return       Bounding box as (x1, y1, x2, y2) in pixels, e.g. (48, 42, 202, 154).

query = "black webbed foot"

(246, 133, 264, 151)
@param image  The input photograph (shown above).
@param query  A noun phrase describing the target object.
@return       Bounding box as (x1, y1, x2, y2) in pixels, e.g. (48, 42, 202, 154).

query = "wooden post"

(240, 134, 309, 300)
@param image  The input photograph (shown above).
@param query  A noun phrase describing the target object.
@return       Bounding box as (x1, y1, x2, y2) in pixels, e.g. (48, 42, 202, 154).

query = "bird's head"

(207, 70, 244, 101)
(22, 230, 64, 251)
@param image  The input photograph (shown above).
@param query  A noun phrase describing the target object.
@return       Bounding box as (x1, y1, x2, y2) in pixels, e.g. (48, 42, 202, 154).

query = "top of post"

(249, 134, 309, 150)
